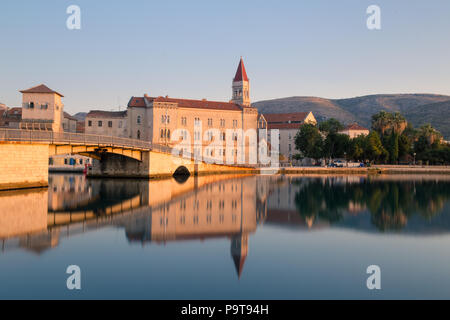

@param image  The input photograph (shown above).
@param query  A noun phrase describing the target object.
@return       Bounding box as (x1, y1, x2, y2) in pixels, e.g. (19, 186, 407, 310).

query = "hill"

(253, 94, 450, 138)
(73, 112, 87, 122)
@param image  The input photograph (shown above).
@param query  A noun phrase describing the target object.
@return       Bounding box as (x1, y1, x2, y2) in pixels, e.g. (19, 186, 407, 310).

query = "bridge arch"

(173, 165, 191, 178)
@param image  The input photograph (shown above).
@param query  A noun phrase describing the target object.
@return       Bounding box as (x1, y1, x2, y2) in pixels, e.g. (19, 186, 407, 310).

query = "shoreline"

(1, 166, 450, 192)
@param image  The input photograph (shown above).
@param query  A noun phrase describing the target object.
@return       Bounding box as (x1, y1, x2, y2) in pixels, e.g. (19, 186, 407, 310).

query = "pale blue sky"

(1, 0, 450, 114)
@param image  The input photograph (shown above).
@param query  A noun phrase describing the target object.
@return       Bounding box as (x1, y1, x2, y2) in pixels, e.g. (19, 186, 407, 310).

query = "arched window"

(137, 130, 141, 139)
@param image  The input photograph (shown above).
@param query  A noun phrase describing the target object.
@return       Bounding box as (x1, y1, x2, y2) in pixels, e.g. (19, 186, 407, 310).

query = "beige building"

(339, 123, 369, 138)
(63, 112, 78, 133)
(85, 110, 128, 137)
(265, 112, 317, 161)
(126, 58, 259, 163)
(0, 107, 22, 129)
(20, 84, 64, 132)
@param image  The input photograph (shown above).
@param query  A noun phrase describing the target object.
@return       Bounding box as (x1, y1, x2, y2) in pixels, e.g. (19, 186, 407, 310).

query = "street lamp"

(413, 152, 416, 166)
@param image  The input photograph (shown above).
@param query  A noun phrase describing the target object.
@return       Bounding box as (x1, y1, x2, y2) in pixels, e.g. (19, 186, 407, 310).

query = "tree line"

(293, 111, 450, 165)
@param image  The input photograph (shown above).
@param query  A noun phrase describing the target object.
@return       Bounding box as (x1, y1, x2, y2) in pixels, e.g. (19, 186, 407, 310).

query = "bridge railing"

(0, 128, 257, 167)
(0, 128, 173, 152)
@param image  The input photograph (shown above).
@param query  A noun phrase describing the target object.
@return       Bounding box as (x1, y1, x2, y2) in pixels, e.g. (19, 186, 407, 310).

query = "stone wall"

(0, 142, 49, 190)
(88, 150, 255, 178)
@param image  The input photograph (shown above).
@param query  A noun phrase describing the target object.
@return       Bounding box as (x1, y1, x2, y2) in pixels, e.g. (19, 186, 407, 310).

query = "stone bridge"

(0, 129, 255, 190)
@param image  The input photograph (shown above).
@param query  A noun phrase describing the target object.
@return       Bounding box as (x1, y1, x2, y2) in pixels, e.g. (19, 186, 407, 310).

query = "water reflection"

(1, 173, 450, 278)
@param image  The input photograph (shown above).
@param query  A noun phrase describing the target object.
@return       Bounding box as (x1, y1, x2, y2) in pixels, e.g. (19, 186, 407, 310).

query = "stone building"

(339, 123, 369, 138)
(85, 110, 128, 137)
(264, 112, 317, 161)
(126, 58, 260, 163)
(19, 84, 64, 132)
(62, 112, 78, 133)
(0, 107, 22, 129)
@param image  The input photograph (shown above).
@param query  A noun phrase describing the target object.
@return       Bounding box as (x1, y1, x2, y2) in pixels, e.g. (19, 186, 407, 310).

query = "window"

(233, 120, 238, 128)
(137, 115, 141, 124)
(161, 129, 164, 138)
(289, 144, 292, 152)
(167, 115, 170, 124)
(98, 121, 102, 127)
(208, 118, 213, 127)
(137, 130, 141, 139)
(29, 102, 34, 109)
(41, 104, 48, 109)
(108, 121, 113, 128)
(118, 121, 122, 128)
(167, 129, 170, 139)
(220, 119, 225, 127)
(181, 117, 187, 125)
(88, 120, 92, 127)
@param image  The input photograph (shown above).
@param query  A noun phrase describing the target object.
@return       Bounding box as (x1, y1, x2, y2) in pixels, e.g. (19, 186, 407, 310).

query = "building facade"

(264, 112, 317, 161)
(85, 110, 127, 137)
(62, 112, 78, 133)
(20, 84, 64, 132)
(339, 123, 370, 138)
(126, 58, 259, 163)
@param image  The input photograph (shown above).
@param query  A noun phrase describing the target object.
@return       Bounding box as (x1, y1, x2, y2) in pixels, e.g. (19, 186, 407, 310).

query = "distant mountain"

(73, 112, 87, 122)
(404, 100, 450, 140)
(254, 94, 450, 138)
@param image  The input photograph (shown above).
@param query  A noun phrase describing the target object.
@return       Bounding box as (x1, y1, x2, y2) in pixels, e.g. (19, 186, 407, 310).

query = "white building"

(264, 112, 317, 161)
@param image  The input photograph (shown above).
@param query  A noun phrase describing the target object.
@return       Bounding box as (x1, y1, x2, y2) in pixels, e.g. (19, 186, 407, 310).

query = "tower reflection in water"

(2, 173, 450, 279)
(0, 173, 270, 278)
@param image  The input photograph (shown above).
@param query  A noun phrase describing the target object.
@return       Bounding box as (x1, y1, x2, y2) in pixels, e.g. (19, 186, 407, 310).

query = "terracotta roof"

(20, 84, 64, 97)
(5, 107, 22, 118)
(233, 57, 249, 82)
(264, 112, 310, 129)
(86, 110, 127, 118)
(344, 123, 369, 131)
(129, 96, 244, 111)
(63, 112, 77, 121)
(128, 97, 147, 108)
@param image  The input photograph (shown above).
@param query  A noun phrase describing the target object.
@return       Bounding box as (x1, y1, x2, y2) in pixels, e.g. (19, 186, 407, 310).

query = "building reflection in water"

(1, 173, 450, 278)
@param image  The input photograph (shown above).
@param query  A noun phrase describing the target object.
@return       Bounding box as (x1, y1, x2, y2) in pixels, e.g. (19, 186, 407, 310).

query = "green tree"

(388, 132, 399, 163)
(319, 118, 344, 135)
(323, 133, 350, 159)
(294, 124, 324, 161)
(366, 131, 388, 163)
(349, 135, 367, 161)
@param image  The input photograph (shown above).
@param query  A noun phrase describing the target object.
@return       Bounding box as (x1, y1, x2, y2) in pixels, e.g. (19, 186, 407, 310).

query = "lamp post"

(413, 152, 416, 166)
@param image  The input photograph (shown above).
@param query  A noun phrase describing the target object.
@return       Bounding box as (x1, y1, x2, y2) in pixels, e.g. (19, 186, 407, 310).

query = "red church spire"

(233, 57, 249, 82)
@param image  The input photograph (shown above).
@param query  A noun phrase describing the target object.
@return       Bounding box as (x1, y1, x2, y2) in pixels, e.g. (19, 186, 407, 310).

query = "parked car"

(328, 160, 345, 167)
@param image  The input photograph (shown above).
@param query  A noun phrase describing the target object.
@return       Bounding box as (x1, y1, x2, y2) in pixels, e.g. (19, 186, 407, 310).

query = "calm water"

(1, 173, 450, 299)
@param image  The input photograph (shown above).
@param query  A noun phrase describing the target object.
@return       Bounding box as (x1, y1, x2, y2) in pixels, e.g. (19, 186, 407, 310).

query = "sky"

(1, 0, 450, 115)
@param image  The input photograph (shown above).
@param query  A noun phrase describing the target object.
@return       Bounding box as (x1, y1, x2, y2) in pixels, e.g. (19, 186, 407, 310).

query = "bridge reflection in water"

(1, 173, 271, 278)
(2, 173, 450, 279)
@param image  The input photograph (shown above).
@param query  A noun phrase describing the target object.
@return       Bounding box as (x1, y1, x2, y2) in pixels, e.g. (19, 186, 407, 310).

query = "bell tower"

(231, 57, 250, 107)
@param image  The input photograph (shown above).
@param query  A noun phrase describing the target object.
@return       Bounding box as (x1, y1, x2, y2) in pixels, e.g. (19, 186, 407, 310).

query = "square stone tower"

(20, 84, 64, 132)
